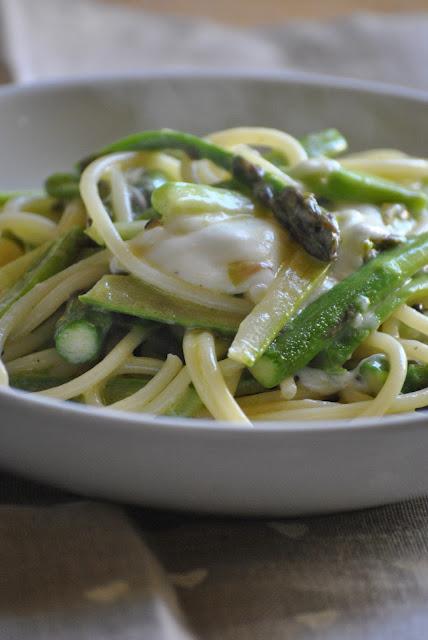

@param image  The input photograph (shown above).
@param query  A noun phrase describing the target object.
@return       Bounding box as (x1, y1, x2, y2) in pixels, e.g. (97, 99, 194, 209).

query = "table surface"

(104, 0, 426, 26)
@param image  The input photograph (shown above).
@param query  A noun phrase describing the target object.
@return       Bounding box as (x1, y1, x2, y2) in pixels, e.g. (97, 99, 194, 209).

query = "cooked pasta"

(1, 125, 428, 423)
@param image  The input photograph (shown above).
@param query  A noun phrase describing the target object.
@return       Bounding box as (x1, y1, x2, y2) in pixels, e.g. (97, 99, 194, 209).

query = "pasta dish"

(1, 126, 428, 424)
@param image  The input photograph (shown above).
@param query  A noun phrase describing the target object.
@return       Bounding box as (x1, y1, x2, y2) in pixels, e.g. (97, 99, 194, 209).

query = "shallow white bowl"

(1, 71, 428, 515)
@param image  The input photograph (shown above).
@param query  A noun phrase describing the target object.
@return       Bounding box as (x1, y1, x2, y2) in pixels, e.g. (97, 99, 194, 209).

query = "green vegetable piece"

(102, 375, 150, 404)
(76, 128, 339, 262)
(229, 250, 329, 367)
(357, 354, 428, 395)
(151, 181, 254, 220)
(358, 355, 389, 395)
(165, 385, 203, 418)
(80, 274, 244, 335)
(55, 298, 113, 364)
(403, 362, 428, 394)
(0, 227, 84, 320)
(317, 273, 428, 370)
(251, 233, 428, 388)
(10, 373, 73, 392)
(300, 128, 348, 158)
(293, 162, 427, 212)
(45, 172, 80, 199)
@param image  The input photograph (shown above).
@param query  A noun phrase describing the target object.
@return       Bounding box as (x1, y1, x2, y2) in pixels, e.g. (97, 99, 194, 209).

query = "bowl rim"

(1, 68, 428, 436)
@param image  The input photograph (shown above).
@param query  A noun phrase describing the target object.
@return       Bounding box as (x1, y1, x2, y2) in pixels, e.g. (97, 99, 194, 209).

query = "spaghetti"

(0, 126, 428, 423)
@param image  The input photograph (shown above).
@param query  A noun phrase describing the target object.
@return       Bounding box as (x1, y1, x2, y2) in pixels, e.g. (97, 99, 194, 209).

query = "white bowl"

(1, 71, 428, 515)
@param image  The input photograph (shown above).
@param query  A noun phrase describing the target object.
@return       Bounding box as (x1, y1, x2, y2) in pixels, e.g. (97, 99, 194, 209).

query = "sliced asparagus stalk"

(357, 354, 428, 395)
(291, 161, 427, 212)
(80, 274, 244, 335)
(45, 172, 80, 199)
(151, 182, 254, 220)
(300, 128, 348, 158)
(228, 250, 329, 367)
(55, 298, 113, 364)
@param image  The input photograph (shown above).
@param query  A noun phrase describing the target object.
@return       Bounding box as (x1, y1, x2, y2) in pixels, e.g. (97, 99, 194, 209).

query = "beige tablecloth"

(1, 1, 428, 638)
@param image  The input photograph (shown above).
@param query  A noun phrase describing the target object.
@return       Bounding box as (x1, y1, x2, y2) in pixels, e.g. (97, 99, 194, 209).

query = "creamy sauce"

(131, 212, 287, 297)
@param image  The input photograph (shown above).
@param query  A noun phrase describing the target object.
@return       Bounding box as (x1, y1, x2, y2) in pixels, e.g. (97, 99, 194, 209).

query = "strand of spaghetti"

(109, 167, 133, 223)
(179, 154, 225, 185)
(0, 243, 48, 296)
(3, 312, 59, 361)
(13, 263, 108, 337)
(80, 153, 251, 314)
(119, 356, 163, 376)
(340, 157, 428, 180)
(399, 338, 428, 364)
(230, 144, 298, 187)
(109, 354, 182, 411)
(220, 358, 244, 395)
(57, 199, 87, 233)
(6, 348, 74, 375)
(183, 329, 250, 424)
(381, 317, 400, 338)
(138, 150, 181, 180)
(83, 385, 104, 406)
(207, 127, 308, 166)
(340, 387, 373, 403)
(340, 149, 406, 162)
(358, 332, 407, 417)
(393, 305, 428, 337)
(0, 212, 56, 245)
(143, 367, 192, 415)
(37, 325, 147, 399)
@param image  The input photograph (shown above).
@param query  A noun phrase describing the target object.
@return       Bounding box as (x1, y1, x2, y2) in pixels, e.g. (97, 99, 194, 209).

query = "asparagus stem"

(45, 173, 80, 199)
(358, 354, 428, 395)
(300, 128, 348, 158)
(55, 298, 113, 364)
(316, 273, 428, 370)
(251, 233, 428, 387)
(228, 250, 329, 367)
(292, 161, 427, 212)
(0, 227, 84, 320)
(151, 182, 254, 220)
(80, 274, 244, 335)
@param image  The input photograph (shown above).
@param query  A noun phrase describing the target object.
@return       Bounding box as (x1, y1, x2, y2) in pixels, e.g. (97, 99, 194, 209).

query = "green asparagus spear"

(251, 233, 428, 388)
(316, 273, 428, 370)
(300, 128, 348, 158)
(291, 161, 427, 212)
(45, 173, 80, 199)
(151, 182, 254, 220)
(102, 375, 151, 404)
(80, 274, 244, 335)
(0, 227, 84, 320)
(10, 373, 74, 392)
(55, 298, 113, 364)
(76, 129, 339, 262)
(357, 354, 428, 395)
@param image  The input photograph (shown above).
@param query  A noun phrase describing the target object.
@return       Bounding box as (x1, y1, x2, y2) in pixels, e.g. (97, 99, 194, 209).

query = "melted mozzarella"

(132, 213, 287, 295)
